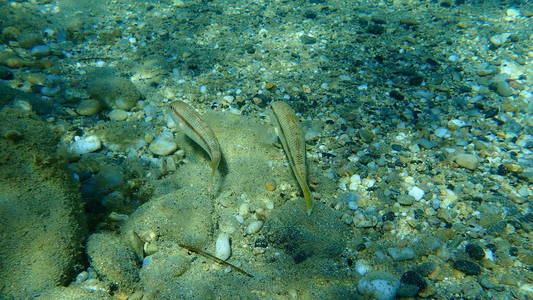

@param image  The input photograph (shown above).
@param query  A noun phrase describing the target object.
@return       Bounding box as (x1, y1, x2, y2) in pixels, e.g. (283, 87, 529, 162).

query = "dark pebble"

(453, 260, 481, 275)
(465, 243, 485, 260)
(303, 11, 317, 19)
(391, 144, 404, 151)
(409, 75, 424, 86)
(382, 211, 395, 222)
(254, 237, 268, 248)
(400, 270, 427, 292)
(416, 261, 437, 277)
(0, 67, 14, 80)
(389, 90, 405, 100)
(367, 24, 385, 34)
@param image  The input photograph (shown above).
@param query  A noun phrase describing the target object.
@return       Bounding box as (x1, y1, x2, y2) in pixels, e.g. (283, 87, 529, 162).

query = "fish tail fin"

(303, 187, 312, 216)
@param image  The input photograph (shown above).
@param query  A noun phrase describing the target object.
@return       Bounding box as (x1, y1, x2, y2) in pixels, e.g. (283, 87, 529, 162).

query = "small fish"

(179, 244, 254, 278)
(270, 101, 312, 215)
(167, 101, 221, 193)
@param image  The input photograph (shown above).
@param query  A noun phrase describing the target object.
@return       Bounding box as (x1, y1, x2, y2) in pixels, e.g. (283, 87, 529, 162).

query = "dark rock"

(465, 243, 485, 260)
(0, 67, 14, 80)
(367, 24, 385, 34)
(382, 211, 395, 222)
(398, 270, 426, 296)
(453, 260, 481, 275)
(254, 237, 268, 248)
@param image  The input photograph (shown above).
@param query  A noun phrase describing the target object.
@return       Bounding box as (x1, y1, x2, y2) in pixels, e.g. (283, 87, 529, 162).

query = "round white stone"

(408, 186, 425, 201)
(69, 135, 102, 155)
(149, 135, 177, 156)
(215, 233, 231, 261)
(245, 221, 263, 235)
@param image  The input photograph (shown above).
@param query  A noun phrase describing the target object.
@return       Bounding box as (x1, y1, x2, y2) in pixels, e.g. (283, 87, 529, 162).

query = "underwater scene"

(0, 0, 531, 299)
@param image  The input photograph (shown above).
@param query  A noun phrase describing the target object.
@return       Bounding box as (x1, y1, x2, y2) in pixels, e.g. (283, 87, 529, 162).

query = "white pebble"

(505, 8, 520, 17)
(149, 134, 177, 156)
(238, 203, 250, 217)
(69, 135, 102, 155)
(245, 221, 264, 235)
(448, 119, 466, 128)
(355, 259, 370, 275)
(215, 233, 231, 260)
(489, 33, 511, 47)
(348, 174, 361, 191)
(434, 127, 449, 138)
(408, 186, 425, 201)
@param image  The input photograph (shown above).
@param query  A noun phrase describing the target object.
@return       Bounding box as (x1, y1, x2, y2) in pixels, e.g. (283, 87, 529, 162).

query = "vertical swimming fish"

(270, 101, 312, 215)
(167, 101, 221, 193)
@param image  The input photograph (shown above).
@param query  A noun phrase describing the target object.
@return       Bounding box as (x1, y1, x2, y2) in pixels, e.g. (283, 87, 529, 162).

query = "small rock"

(353, 211, 377, 228)
(108, 109, 128, 121)
(398, 271, 426, 297)
(69, 135, 102, 155)
(358, 271, 400, 300)
(30, 44, 51, 57)
(76, 99, 101, 116)
(0, 66, 14, 80)
(408, 186, 425, 201)
(246, 221, 264, 235)
(489, 33, 511, 47)
(453, 259, 481, 275)
(434, 127, 448, 138)
(454, 154, 479, 170)
(397, 194, 415, 206)
(490, 79, 514, 97)
(215, 233, 231, 260)
(465, 243, 485, 260)
(149, 134, 177, 156)
(388, 247, 416, 261)
(505, 8, 520, 17)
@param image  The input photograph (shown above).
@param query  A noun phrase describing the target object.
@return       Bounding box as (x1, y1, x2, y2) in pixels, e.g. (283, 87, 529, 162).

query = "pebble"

(245, 220, 263, 234)
(0, 66, 14, 80)
(215, 233, 231, 260)
(349, 174, 361, 191)
(149, 134, 178, 156)
(357, 271, 400, 300)
(397, 194, 415, 206)
(453, 259, 481, 275)
(434, 127, 448, 138)
(69, 135, 102, 155)
(489, 33, 511, 47)
(408, 186, 425, 201)
(454, 153, 479, 170)
(387, 247, 416, 261)
(108, 109, 128, 121)
(399, 271, 426, 296)
(465, 243, 485, 260)
(490, 79, 514, 97)
(76, 99, 101, 116)
(30, 44, 51, 57)
(265, 181, 276, 191)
